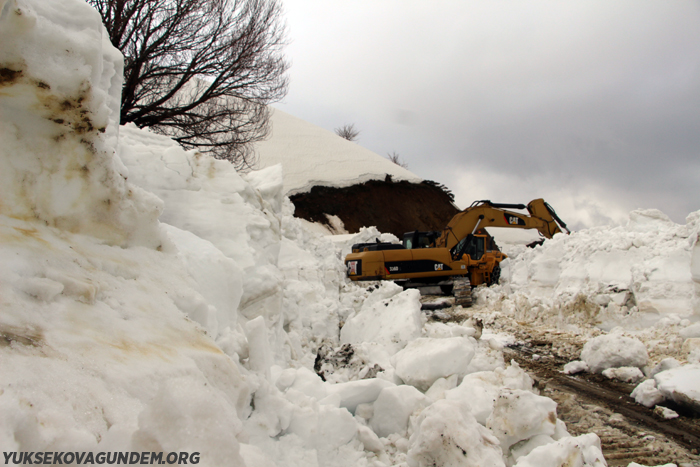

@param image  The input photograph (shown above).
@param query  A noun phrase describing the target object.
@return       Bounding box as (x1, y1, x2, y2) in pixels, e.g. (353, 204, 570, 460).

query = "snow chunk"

(512, 433, 606, 467)
(580, 334, 648, 373)
(316, 405, 358, 450)
(407, 399, 504, 467)
(445, 363, 535, 425)
(370, 385, 430, 438)
(602, 366, 644, 383)
(164, 224, 243, 337)
(393, 337, 477, 392)
(679, 322, 700, 338)
(486, 389, 558, 452)
(654, 364, 700, 412)
(653, 406, 679, 420)
(357, 424, 383, 453)
(650, 358, 682, 377)
(631, 380, 665, 408)
(682, 338, 700, 361)
(325, 378, 395, 414)
(289, 367, 327, 401)
(562, 360, 589, 375)
(341, 288, 423, 355)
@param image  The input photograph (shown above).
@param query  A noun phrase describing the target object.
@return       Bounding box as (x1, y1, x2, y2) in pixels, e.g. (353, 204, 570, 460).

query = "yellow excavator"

(345, 199, 569, 306)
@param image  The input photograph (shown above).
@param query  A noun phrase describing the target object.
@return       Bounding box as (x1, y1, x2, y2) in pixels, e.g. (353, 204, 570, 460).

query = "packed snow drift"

(1, 0, 699, 466)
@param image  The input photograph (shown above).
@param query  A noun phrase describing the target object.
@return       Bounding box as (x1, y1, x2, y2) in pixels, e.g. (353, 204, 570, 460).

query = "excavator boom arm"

(437, 199, 568, 250)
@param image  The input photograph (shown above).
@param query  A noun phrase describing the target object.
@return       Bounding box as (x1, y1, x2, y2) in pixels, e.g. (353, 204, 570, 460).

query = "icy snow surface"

(1, 0, 700, 465)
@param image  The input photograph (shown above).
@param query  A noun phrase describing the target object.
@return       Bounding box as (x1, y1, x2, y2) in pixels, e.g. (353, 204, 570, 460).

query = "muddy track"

(420, 293, 700, 465)
(506, 345, 700, 465)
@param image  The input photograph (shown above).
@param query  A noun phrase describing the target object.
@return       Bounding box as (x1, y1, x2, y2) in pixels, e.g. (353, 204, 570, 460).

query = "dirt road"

(421, 293, 700, 466)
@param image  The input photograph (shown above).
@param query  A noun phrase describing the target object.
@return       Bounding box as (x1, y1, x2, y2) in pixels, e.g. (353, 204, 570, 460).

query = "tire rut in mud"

(418, 295, 700, 465)
(506, 346, 700, 465)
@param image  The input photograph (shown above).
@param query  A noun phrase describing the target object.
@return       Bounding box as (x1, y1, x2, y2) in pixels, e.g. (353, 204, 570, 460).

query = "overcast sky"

(274, 0, 700, 228)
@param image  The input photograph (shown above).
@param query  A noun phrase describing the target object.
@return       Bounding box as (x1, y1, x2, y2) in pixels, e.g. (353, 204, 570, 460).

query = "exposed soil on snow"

(290, 179, 459, 237)
(419, 291, 700, 466)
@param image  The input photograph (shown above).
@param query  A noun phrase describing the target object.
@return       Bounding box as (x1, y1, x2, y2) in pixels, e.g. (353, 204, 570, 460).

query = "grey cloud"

(277, 0, 700, 224)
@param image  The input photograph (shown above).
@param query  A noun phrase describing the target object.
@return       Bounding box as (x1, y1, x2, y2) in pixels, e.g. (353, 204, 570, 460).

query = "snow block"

(580, 334, 648, 373)
(289, 367, 327, 401)
(407, 399, 504, 467)
(341, 288, 423, 355)
(650, 357, 682, 377)
(654, 363, 700, 413)
(370, 385, 430, 438)
(445, 374, 500, 425)
(317, 405, 358, 450)
(562, 360, 589, 375)
(486, 389, 558, 452)
(245, 316, 272, 377)
(512, 433, 605, 467)
(324, 378, 395, 414)
(164, 225, 243, 338)
(393, 337, 476, 391)
(680, 322, 700, 339)
(445, 363, 536, 425)
(631, 379, 665, 408)
(602, 366, 644, 383)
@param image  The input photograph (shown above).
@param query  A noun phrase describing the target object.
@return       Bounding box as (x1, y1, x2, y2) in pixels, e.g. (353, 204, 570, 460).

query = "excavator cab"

(402, 231, 440, 249)
(466, 235, 485, 261)
(450, 229, 497, 261)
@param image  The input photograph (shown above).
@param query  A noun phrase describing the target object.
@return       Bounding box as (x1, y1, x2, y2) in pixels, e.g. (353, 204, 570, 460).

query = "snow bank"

(480, 209, 700, 414)
(477, 209, 700, 330)
(0, 0, 162, 249)
(0, 1, 616, 465)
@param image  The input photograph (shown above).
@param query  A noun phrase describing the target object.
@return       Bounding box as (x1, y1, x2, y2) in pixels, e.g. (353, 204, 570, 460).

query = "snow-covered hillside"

(1, 0, 699, 466)
(255, 108, 422, 195)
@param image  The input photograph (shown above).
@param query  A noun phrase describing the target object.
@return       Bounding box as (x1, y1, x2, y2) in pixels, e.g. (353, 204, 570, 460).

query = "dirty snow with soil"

(0, 0, 698, 466)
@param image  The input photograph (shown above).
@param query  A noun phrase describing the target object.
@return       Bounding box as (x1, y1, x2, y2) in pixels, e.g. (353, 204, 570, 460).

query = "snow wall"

(0, 0, 697, 465)
(479, 210, 700, 332)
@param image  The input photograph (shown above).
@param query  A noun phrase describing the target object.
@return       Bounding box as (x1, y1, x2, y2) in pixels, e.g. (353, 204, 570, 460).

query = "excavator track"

(453, 276, 472, 307)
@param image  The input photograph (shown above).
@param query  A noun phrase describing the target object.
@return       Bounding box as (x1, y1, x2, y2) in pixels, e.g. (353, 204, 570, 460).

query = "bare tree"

(88, 0, 289, 170)
(387, 151, 408, 169)
(335, 123, 360, 142)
